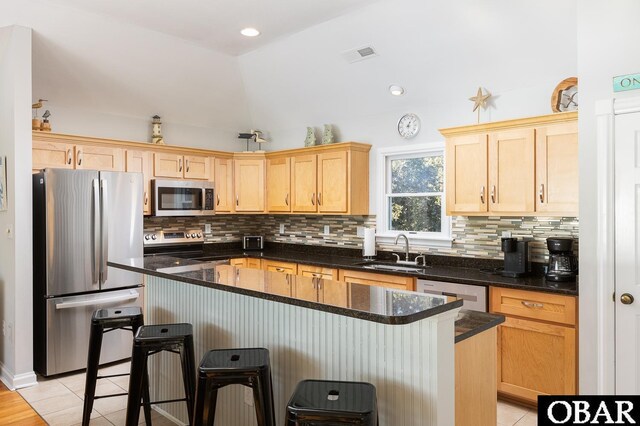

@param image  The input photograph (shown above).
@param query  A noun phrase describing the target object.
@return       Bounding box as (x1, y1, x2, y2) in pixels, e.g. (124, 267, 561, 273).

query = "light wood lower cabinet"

(490, 287, 577, 405)
(295, 264, 347, 307)
(298, 264, 339, 281)
(230, 258, 262, 269)
(337, 269, 416, 291)
(262, 260, 297, 275)
(456, 328, 497, 426)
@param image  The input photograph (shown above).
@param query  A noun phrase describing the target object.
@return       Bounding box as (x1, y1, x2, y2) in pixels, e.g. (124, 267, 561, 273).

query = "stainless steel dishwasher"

(416, 279, 487, 312)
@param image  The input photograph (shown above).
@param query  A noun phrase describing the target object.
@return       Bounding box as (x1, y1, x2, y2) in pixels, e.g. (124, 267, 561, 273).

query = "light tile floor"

(18, 361, 177, 426)
(18, 362, 535, 425)
(498, 399, 538, 426)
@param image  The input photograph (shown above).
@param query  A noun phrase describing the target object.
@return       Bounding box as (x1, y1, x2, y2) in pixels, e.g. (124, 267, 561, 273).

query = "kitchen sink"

(358, 262, 430, 273)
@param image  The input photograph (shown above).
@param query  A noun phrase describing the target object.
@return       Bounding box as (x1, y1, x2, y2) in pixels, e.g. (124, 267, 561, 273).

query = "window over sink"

(376, 144, 452, 248)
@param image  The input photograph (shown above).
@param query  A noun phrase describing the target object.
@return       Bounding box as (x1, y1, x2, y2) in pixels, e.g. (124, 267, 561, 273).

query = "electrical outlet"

(279, 223, 285, 234)
(324, 225, 330, 235)
(244, 387, 254, 406)
(501, 231, 512, 238)
(205, 224, 212, 233)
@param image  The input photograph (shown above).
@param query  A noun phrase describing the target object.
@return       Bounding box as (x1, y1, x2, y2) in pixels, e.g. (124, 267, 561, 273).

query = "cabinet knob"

(621, 293, 635, 305)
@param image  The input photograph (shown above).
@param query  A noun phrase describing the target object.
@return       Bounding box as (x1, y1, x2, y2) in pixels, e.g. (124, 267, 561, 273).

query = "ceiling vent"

(342, 45, 379, 64)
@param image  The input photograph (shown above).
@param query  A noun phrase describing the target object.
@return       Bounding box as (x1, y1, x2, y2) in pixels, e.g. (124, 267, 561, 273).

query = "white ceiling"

(43, 0, 380, 56)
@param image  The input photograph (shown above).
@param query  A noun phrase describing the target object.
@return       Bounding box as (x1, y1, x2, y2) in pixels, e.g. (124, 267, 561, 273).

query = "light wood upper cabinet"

(213, 157, 234, 213)
(441, 111, 578, 217)
(33, 141, 74, 170)
(126, 150, 152, 215)
(153, 152, 183, 178)
(317, 151, 348, 213)
(291, 154, 317, 213)
(536, 122, 579, 215)
(75, 145, 124, 171)
(266, 156, 291, 212)
(234, 157, 265, 212)
(488, 128, 535, 213)
(153, 153, 209, 180)
(445, 134, 488, 214)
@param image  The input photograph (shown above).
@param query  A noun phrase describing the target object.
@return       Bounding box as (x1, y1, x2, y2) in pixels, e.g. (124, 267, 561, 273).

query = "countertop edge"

(454, 310, 505, 344)
(109, 260, 464, 325)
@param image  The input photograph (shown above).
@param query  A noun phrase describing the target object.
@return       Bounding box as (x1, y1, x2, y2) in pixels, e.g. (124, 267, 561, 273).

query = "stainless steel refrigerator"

(33, 168, 144, 376)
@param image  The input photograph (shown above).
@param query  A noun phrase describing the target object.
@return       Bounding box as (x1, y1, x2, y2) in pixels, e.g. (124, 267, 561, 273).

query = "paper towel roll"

(363, 228, 376, 257)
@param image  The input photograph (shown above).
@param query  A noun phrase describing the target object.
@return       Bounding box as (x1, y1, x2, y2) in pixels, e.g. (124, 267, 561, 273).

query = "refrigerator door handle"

(100, 178, 109, 283)
(92, 179, 100, 284)
(55, 290, 140, 310)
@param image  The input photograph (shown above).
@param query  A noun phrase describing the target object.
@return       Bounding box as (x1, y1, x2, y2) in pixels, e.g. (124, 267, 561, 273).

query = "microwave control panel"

(204, 189, 214, 210)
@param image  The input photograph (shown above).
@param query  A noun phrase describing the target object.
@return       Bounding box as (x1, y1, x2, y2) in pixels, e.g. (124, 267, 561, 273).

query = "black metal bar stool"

(285, 379, 378, 425)
(126, 323, 196, 426)
(193, 348, 276, 426)
(82, 307, 151, 426)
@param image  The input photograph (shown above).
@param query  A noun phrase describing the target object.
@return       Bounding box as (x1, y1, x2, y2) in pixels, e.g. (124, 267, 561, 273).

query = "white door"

(614, 110, 640, 393)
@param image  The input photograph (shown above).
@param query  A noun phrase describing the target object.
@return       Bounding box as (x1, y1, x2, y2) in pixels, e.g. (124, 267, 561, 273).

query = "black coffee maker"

(546, 237, 578, 282)
(501, 237, 530, 277)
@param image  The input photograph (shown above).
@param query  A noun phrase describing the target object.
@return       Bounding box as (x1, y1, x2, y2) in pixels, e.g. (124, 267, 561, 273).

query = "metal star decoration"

(469, 87, 491, 112)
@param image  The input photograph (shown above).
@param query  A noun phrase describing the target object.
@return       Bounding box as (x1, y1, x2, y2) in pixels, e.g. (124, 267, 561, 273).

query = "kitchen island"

(111, 256, 470, 425)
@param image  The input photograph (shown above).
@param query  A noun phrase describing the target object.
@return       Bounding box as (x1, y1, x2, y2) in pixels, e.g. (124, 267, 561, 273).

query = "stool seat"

(125, 323, 196, 426)
(193, 348, 276, 426)
(286, 380, 378, 425)
(82, 306, 150, 426)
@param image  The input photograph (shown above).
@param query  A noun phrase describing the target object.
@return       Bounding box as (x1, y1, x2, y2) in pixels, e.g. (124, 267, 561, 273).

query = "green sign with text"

(614, 73, 640, 92)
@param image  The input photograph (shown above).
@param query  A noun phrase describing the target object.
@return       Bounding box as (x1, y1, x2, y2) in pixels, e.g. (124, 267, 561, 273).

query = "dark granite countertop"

(174, 243, 579, 296)
(109, 256, 463, 325)
(455, 310, 505, 344)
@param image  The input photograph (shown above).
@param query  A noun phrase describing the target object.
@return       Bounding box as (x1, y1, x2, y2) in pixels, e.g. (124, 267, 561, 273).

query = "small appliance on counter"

(546, 237, 578, 282)
(243, 236, 264, 250)
(501, 237, 530, 277)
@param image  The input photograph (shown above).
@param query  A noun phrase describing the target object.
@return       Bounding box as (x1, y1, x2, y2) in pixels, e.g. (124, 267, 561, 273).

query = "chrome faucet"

(394, 233, 410, 263)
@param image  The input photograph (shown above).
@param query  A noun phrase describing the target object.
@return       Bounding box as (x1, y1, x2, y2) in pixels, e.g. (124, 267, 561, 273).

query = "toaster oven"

(243, 236, 264, 250)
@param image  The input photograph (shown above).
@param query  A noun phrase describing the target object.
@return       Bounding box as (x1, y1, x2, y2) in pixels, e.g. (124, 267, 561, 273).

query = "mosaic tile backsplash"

(145, 215, 579, 263)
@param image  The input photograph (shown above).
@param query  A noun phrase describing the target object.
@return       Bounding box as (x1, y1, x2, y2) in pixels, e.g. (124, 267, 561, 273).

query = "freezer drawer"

(41, 288, 143, 376)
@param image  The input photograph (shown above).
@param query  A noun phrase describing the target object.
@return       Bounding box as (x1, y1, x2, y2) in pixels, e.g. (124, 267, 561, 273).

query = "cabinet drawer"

(490, 287, 576, 326)
(338, 269, 415, 291)
(298, 264, 338, 281)
(246, 258, 262, 269)
(263, 260, 297, 275)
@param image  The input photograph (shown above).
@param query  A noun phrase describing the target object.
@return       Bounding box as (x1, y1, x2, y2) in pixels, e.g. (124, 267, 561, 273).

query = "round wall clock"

(398, 113, 420, 139)
(551, 77, 578, 113)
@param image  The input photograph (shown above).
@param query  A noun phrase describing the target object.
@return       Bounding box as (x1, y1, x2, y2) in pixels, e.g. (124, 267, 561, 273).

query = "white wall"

(239, 0, 577, 152)
(0, 0, 251, 150)
(0, 25, 36, 389)
(577, 0, 640, 394)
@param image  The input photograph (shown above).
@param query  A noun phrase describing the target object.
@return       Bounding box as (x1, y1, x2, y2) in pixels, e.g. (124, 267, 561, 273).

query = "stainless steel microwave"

(151, 179, 215, 216)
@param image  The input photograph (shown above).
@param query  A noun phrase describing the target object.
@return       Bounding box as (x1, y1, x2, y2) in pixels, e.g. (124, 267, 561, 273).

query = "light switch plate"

(324, 225, 330, 235)
(205, 224, 212, 233)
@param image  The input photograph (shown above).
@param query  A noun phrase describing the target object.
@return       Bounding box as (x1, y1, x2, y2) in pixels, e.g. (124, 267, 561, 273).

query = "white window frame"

(375, 143, 452, 248)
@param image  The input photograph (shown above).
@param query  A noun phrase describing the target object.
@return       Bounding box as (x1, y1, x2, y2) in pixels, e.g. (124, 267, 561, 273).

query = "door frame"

(594, 97, 640, 394)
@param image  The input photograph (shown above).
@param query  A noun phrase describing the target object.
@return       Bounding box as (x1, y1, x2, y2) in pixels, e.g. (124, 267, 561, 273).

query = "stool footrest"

(151, 397, 188, 405)
(94, 392, 128, 400)
(97, 373, 129, 379)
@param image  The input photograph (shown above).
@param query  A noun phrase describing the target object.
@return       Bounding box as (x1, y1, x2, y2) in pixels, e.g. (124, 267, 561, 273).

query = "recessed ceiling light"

(241, 28, 260, 37)
(389, 85, 405, 96)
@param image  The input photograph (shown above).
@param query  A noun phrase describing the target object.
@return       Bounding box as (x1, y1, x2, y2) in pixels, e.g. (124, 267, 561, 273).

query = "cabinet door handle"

(490, 185, 496, 203)
(67, 149, 72, 165)
(311, 273, 323, 278)
(144, 191, 148, 206)
(217, 194, 220, 206)
(521, 301, 544, 309)
(539, 184, 545, 203)
(186, 159, 190, 173)
(318, 193, 322, 205)
(311, 193, 315, 205)
(285, 193, 289, 206)
(179, 158, 183, 172)
(236, 195, 239, 206)
(275, 267, 285, 273)
(77, 150, 82, 166)
(480, 186, 485, 204)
